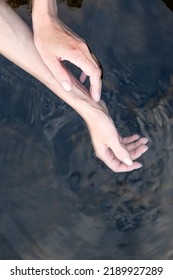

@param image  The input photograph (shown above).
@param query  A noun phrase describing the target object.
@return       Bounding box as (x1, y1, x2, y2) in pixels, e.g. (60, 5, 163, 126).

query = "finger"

(90, 75, 102, 102)
(122, 134, 140, 144)
(80, 43, 100, 68)
(80, 71, 87, 83)
(91, 53, 101, 68)
(45, 57, 72, 91)
(100, 148, 142, 173)
(126, 137, 148, 151)
(129, 145, 148, 160)
(99, 99, 109, 114)
(99, 147, 121, 172)
(108, 139, 133, 166)
(62, 50, 102, 102)
(114, 161, 142, 172)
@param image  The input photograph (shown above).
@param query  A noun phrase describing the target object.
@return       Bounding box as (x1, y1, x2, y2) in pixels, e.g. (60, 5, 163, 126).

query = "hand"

(85, 101, 148, 172)
(32, 16, 102, 102)
(0, 0, 147, 174)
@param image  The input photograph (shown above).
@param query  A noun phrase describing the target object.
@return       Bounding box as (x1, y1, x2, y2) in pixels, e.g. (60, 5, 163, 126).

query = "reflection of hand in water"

(32, 0, 102, 102)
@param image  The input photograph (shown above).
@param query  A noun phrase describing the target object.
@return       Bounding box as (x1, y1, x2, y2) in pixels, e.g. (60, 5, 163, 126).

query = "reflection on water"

(1, 0, 173, 259)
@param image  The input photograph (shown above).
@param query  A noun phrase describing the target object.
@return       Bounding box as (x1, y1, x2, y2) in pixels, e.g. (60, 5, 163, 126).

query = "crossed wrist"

(76, 98, 104, 123)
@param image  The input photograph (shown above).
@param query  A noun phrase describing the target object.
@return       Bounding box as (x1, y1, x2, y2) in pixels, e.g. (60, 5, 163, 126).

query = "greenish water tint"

(1, 0, 173, 259)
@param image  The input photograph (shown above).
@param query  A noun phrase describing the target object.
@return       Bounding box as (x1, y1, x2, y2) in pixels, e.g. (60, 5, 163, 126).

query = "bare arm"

(0, 1, 148, 172)
(0, 0, 90, 114)
(32, 0, 102, 101)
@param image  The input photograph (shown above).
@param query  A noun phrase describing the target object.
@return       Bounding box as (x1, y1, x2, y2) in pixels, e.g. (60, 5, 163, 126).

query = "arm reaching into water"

(0, 1, 148, 172)
(32, 0, 102, 102)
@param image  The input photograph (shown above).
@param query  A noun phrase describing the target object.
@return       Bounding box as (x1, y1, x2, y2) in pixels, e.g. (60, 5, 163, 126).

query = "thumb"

(46, 58, 72, 91)
(112, 142, 133, 166)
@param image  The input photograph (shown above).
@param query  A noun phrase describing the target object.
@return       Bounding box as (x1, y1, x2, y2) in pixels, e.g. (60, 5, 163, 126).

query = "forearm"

(32, 0, 58, 24)
(0, 2, 98, 120)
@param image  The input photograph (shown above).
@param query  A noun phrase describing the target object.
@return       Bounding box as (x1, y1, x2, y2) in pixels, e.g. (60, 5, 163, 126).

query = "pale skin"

(32, 0, 102, 101)
(0, 1, 148, 172)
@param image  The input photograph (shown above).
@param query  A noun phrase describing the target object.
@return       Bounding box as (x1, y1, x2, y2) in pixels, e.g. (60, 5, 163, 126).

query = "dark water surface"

(1, 0, 173, 259)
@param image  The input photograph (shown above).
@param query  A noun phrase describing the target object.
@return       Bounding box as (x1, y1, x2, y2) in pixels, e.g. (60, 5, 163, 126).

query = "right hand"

(85, 101, 148, 172)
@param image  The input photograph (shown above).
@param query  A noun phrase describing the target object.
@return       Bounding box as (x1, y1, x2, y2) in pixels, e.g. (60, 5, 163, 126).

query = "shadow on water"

(1, 0, 173, 259)
(162, 0, 173, 12)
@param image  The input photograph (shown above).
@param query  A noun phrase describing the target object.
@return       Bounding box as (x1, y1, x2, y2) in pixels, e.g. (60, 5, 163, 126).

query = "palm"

(87, 103, 148, 172)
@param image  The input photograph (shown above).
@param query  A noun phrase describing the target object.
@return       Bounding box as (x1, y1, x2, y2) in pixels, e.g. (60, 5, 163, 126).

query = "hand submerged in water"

(32, 1, 102, 102)
(84, 100, 148, 172)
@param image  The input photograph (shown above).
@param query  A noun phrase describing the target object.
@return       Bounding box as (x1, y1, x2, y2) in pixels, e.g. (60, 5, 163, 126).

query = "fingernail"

(123, 157, 133, 166)
(62, 81, 72, 92)
(137, 163, 142, 168)
(142, 137, 148, 143)
(95, 92, 100, 102)
(144, 146, 148, 152)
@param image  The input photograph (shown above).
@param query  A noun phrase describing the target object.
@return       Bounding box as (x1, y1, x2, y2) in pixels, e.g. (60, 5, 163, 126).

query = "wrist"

(76, 98, 105, 124)
(43, 73, 101, 122)
(32, 0, 58, 25)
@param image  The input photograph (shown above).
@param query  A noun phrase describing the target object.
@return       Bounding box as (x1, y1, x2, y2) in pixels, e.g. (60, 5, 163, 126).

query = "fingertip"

(123, 157, 133, 166)
(144, 145, 149, 152)
(93, 91, 101, 102)
(136, 163, 142, 168)
(80, 72, 87, 83)
(134, 134, 140, 139)
(139, 145, 149, 156)
(62, 80, 72, 92)
(143, 137, 149, 144)
(90, 77, 102, 102)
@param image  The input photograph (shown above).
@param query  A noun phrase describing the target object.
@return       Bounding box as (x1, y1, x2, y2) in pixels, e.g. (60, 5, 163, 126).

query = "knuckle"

(69, 44, 78, 52)
(71, 47, 83, 59)
(80, 41, 88, 49)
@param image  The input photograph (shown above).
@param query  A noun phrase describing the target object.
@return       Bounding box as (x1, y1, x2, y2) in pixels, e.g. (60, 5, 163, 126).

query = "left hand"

(32, 16, 102, 102)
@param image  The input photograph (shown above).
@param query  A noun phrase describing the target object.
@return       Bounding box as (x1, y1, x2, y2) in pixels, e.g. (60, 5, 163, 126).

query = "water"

(0, 0, 173, 259)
